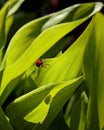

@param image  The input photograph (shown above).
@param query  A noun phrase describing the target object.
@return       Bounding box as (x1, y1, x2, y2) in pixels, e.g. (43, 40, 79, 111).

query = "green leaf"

(6, 76, 83, 130)
(0, 106, 13, 130)
(83, 13, 104, 130)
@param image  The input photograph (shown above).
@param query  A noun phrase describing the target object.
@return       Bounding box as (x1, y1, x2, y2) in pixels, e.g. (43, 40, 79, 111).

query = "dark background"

(20, 0, 104, 16)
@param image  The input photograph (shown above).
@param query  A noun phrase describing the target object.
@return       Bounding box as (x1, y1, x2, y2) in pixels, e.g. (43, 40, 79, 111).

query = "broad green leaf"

(6, 76, 83, 130)
(0, 17, 88, 103)
(0, 106, 13, 130)
(83, 13, 104, 130)
(70, 92, 88, 130)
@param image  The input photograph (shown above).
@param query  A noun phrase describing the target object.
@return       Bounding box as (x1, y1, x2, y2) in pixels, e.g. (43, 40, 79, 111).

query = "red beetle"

(35, 59, 43, 67)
